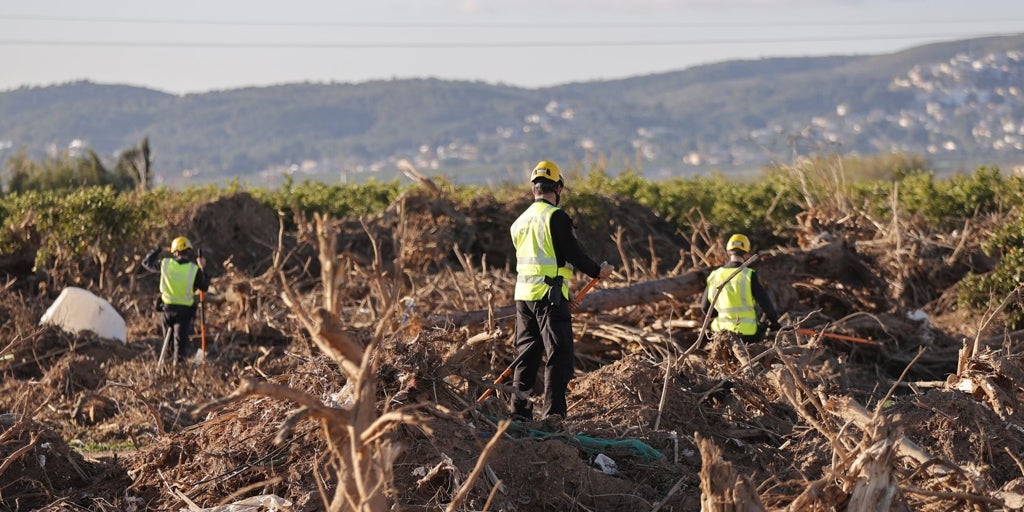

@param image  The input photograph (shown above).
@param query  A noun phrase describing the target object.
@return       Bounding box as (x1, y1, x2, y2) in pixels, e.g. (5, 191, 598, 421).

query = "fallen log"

(428, 237, 883, 329)
(426, 270, 708, 328)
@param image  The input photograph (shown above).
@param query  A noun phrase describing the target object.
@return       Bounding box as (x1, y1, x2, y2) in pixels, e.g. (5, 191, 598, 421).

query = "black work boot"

(510, 406, 533, 422)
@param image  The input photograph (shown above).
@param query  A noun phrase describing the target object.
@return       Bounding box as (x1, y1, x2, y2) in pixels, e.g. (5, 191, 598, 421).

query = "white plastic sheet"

(593, 453, 619, 475)
(189, 494, 292, 511)
(39, 287, 127, 344)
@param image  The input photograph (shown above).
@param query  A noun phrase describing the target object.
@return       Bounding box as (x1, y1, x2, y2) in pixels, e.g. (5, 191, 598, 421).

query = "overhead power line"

(1, 13, 1024, 29)
(0, 32, 1016, 49)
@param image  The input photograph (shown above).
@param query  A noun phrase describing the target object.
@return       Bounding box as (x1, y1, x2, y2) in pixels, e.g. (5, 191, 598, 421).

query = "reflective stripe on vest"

(707, 266, 758, 335)
(160, 258, 198, 306)
(511, 202, 574, 301)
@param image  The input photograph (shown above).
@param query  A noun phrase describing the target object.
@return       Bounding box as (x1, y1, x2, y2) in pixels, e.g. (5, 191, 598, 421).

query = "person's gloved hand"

(769, 319, 782, 331)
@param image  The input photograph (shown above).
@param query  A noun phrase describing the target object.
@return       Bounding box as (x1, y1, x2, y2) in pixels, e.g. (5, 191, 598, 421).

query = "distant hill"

(1, 33, 1022, 186)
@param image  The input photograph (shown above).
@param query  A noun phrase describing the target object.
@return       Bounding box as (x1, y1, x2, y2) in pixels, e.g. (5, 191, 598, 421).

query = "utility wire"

(0, 32, 1016, 49)
(1, 13, 1024, 29)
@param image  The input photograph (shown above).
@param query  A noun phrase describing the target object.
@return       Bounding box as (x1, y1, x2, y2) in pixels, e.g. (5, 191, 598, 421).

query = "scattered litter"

(484, 464, 507, 494)
(325, 380, 355, 409)
(414, 453, 458, 489)
(907, 309, 934, 343)
(189, 494, 292, 511)
(907, 309, 929, 322)
(593, 453, 618, 475)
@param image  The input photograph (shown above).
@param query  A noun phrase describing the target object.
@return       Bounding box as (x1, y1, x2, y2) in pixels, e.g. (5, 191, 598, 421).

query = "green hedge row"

(4, 155, 1024, 324)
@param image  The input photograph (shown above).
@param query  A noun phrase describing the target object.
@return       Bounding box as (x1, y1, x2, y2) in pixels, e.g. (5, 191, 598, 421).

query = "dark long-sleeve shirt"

(543, 200, 603, 279)
(701, 260, 779, 325)
(142, 248, 210, 293)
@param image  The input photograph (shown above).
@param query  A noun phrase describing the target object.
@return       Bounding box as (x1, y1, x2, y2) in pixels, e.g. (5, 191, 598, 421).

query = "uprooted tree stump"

(696, 432, 766, 512)
(197, 213, 420, 512)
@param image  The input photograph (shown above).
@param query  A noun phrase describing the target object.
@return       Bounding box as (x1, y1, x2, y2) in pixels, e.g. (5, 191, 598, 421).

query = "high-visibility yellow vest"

(160, 258, 198, 306)
(511, 202, 574, 301)
(707, 266, 758, 335)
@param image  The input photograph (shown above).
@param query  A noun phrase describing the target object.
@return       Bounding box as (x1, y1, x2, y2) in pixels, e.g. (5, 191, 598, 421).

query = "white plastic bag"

(40, 287, 127, 343)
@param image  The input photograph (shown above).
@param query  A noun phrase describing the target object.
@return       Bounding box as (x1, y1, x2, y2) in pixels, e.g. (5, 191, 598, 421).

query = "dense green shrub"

(896, 167, 1017, 225)
(959, 215, 1024, 328)
(5, 150, 1024, 318)
(0, 186, 157, 284)
(572, 167, 798, 247)
(814, 152, 929, 182)
(250, 176, 403, 222)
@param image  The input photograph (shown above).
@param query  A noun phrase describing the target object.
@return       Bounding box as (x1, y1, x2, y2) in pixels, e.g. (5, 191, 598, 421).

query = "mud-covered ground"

(2, 189, 1024, 511)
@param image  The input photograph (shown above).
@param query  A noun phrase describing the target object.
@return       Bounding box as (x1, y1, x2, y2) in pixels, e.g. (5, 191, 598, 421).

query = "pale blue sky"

(1, 0, 1022, 94)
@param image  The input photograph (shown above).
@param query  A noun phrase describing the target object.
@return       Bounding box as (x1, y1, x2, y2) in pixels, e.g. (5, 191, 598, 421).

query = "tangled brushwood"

(3, 171, 1024, 511)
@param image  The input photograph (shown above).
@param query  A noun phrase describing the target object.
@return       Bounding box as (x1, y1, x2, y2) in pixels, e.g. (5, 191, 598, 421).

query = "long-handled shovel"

(198, 290, 208, 365)
(156, 323, 180, 367)
(475, 342, 532, 404)
(197, 247, 208, 366)
(157, 327, 171, 368)
(574, 277, 600, 302)
(476, 277, 601, 404)
(796, 327, 881, 347)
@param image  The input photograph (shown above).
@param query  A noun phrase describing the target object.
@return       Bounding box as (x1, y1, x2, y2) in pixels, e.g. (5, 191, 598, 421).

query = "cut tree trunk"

(696, 432, 766, 512)
(846, 422, 904, 512)
(426, 270, 709, 328)
(426, 237, 878, 329)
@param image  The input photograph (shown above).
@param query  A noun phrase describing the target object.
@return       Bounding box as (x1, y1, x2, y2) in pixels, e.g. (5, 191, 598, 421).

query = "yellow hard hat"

(726, 234, 750, 253)
(170, 236, 192, 253)
(530, 160, 563, 185)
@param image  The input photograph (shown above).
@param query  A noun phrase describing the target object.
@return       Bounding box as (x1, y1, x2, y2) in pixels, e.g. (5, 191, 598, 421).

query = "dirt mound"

(331, 187, 689, 273)
(896, 388, 1024, 484)
(1, 326, 138, 380)
(125, 357, 338, 510)
(567, 193, 692, 272)
(0, 414, 129, 510)
(187, 192, 280, 276)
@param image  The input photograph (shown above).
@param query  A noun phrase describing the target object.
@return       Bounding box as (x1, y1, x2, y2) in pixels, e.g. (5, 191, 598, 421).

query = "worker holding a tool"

(702, 233, 781, 343)
(508, 160, 614, 422)
(143, 236, 209, 365)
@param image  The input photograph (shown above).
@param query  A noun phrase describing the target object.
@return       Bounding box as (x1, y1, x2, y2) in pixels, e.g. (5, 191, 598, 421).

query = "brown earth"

(2, 187, 1024, 511)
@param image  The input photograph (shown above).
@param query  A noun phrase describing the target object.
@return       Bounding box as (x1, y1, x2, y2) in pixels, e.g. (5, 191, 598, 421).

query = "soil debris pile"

(1, 187, 1023, 511)
(187, 192, 280, 277)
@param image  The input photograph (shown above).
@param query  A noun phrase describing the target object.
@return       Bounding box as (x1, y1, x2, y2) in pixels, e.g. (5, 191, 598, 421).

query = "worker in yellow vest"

(143, 236, 209, 364)
(509, 160, 614, 422)
(702, 233, 780, 343)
